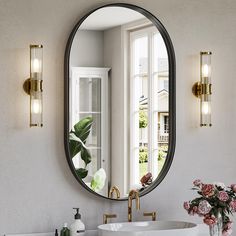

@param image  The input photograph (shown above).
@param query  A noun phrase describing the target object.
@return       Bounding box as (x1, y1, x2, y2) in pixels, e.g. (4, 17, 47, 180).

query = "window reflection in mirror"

(130, 26, 168, 191)
(68, 6, 170, 199)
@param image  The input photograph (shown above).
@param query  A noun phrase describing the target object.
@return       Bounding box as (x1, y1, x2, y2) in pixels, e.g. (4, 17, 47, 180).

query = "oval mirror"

(64, 3, 176, 200)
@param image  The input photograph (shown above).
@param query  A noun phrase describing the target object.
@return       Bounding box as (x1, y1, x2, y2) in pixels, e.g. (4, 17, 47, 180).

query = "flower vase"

(209, 213, 222, 236)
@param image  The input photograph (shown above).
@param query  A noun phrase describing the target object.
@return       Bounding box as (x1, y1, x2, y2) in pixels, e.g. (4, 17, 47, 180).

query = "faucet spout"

(128, 190, 140, 222)
(109, 186, 121, 199)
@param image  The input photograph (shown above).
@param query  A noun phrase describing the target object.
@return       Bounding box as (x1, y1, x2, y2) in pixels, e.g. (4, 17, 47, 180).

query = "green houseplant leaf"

(69, 133, 84, 158)
(74, 116, 93, 142)
(91, 168, 106, 192)
(69, 138, 82, 158)
(81, 146, 91, 166)
(75, 168, 88, 179)
(69, 116, 93, 179)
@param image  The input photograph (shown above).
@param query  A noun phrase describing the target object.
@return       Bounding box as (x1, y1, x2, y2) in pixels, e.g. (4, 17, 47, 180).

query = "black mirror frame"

(64, 3, 176, 201)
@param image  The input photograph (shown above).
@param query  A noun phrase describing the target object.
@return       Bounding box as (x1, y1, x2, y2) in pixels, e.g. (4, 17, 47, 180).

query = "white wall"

(104, 26, 127, 196)
(70, 30, 104, 67)
(0, 0, 236, 235)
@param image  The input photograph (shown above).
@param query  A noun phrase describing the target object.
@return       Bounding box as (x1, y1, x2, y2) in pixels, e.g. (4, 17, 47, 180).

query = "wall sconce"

(23, 45, 43, 127)
(192, 51, 212, 127)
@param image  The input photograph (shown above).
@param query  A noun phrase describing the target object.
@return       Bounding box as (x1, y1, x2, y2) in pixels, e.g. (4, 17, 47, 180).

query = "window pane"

(88, 149, 101, 176)
(139, 147, 148, 179)
(153, 33, 168, 74)
(134, 36, 148, 75)
(154, 33, 169, 157)
(79, 77, 101, 112)
(78, 113, 101, 147)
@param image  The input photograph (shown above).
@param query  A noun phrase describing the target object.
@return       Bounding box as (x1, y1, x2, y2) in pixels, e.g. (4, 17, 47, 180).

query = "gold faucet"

(109, 186, 121, 199)
(103, 214, 117, 224)
(128, 190, 140, 222)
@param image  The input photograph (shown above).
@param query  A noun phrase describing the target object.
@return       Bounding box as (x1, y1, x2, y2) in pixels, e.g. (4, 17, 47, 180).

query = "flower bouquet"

(184, 180, 236, 236)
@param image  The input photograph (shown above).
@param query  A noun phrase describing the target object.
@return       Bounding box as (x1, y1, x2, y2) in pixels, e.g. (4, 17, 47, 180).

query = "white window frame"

(129, 26, 159, 187)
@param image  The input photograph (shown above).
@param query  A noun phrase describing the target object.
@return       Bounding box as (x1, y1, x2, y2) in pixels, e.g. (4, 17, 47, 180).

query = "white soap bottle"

(70, 208, 85, 236)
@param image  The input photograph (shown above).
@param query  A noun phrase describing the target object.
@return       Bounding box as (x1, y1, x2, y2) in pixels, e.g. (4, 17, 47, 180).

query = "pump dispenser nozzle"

(73, 208, 81, 220)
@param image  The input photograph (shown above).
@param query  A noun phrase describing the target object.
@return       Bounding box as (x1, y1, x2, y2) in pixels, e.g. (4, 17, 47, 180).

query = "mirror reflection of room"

(69, 7, 169, 199)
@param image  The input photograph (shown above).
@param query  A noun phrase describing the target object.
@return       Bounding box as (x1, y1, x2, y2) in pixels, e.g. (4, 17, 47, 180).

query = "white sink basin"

(98, 221, 198, 236)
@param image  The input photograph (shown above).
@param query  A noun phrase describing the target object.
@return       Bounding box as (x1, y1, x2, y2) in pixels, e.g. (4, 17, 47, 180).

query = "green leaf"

(75, 168, 88, 179)
(68, 117, 93, 175)
(69, 139, 82, 157)
(90, 168, 106, 192)
(74, 117, 93, 142)
(81, 146, 91, 166)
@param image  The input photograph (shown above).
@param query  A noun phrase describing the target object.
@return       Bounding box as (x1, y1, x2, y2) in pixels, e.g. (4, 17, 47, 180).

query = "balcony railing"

(139, 129, 169, 144)
(158, 131, 168, 143)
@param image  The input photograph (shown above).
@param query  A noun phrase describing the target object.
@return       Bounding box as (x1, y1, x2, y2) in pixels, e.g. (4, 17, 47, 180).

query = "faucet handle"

(143, 211, 157, 221)
(103, 213, 117, 224)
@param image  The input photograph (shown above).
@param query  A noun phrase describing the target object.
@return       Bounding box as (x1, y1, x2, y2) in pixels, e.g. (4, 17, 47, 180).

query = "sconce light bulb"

(202, 64, 209, 77)
(32, 58, 41, 73)
(201, 101, 210, 115)
(31, 99, 42, 114)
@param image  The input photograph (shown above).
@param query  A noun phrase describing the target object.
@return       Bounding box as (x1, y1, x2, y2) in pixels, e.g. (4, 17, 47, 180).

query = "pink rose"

(218, 191, 229, 202)
(202, 184, 215, 197)
(192, 206, 198, 213)
(230, 200, 236, 212)
(198, 200, 212, 215)
(226, 221, 233, 229)
(231, 184, 236, 192)
(193, 179, 202, 187)
(183, 201, 190, 210)
(222, 221, 233, 236)
(188, 206, 198, 216)
(222, 229, 233, 236)
(140, 172, 152, 186)
(203, 215, 217, 226)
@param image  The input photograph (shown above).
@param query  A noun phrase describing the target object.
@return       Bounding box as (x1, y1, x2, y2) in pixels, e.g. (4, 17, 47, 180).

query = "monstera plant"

(69, 117, 93, 179)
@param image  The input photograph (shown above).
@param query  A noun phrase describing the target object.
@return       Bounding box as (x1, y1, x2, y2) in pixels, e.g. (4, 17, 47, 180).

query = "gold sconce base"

(23, 79, 43, 95)
(192, 82, 201, 98)
(23, 79, 31, 95)
(192, 82, 212, 98)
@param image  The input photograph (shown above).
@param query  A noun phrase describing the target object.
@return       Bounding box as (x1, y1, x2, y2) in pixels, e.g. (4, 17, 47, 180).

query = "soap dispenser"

(70, 208, 85, 236)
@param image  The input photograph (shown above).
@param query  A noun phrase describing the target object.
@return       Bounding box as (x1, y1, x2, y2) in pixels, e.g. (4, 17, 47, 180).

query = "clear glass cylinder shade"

(30, 90, 43, 127)
(201, 52, 211, 84)
(30, 45, 43, 80)
(200, 52, 212, 127)
(29, 45, 43, 127)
